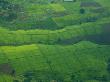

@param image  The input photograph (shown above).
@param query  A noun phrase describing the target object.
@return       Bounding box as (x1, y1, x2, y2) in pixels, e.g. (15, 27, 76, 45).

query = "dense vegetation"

(0, 0, 110, 82)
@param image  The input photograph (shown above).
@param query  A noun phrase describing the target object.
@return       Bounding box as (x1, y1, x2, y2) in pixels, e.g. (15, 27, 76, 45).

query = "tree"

(0, 0, 18, 21)
(73, 0, 77, 2)
(80, 8, 85, 14)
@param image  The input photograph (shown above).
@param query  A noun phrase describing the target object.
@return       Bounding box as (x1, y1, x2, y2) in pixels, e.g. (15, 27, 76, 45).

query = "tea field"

(0, 0, 110, 82)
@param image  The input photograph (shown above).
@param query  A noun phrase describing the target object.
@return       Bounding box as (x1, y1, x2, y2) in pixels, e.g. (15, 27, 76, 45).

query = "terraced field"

(0, 0, 110, 82)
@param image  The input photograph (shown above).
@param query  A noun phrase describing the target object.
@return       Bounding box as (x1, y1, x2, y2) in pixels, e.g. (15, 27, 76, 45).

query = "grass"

(0, 0, 110, 82)
(50, 4, 66, 12)
(0, 41, 110, 81)
(0, 75, 14, 82)
(0, 17, 110, 45)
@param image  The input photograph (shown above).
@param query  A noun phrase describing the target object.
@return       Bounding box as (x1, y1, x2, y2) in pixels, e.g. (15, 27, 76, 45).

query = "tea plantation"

(0, 0, 110, 82)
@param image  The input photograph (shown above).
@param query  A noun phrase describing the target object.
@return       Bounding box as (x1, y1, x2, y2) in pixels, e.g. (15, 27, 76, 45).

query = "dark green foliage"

(73, 0, 77, 2)
(70, 74, 78, 82)
(86, 17, 97, 22)
(0, 0, 110, 82)
(107, 58, 110, 73)
(2, 12, 17, 21)
(23, 79, 31, 82)
(80, 8, 85, 14)
(13, 80, 19, 82)
(23, 70, 64, 82)
(0, 0, 10, 9)
(100, 75, 108, 82)
(23, 71, 35, 78)
(0, 0, 19, 21)
(11, 70, 16, 76)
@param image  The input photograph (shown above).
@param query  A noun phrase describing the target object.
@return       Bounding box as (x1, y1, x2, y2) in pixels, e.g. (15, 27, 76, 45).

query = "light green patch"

(0, 75, 13, 82)
(50, 3, 66, 12)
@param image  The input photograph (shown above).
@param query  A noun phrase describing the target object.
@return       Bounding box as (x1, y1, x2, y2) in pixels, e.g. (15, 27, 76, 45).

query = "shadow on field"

(22, 70, 64, 82)
(57, 23, 110, 45)
(57, 33, 110, 45)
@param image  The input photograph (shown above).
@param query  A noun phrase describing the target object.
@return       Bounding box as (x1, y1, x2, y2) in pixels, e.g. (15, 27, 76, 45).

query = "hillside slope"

(0, 0, 110, 82)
